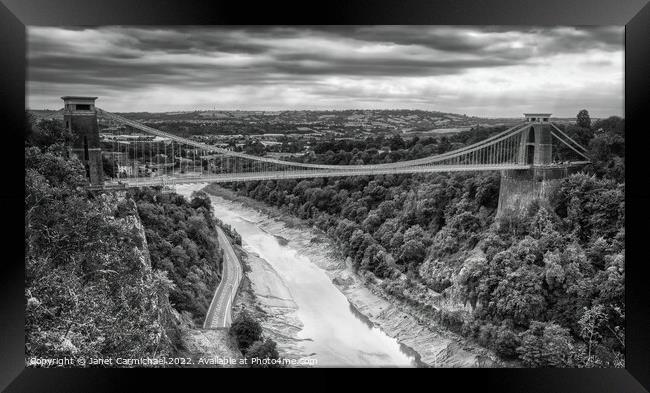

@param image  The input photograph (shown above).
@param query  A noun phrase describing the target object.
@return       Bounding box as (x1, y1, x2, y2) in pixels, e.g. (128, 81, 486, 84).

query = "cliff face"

(121, 191, 243, 364)
(26, 190, 182, 363)
(109, 193, 181, 356)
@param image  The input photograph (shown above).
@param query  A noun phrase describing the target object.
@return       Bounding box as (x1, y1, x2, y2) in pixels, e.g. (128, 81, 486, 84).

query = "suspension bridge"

(57, 97, 590, 190)
(50, 97, 592, 329)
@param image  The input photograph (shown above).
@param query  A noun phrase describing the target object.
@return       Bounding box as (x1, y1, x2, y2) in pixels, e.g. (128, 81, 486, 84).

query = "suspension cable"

(550, 123, 589, 153)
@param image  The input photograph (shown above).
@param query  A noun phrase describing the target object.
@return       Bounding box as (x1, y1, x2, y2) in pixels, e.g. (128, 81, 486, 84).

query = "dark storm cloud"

(268, 53, 517, 75)
(295, 25, 622, 58)
(29, 26, 527, 91)
(27, 25, 623, 116)
(29, 25, 621, 81)
(124, 28, 274, 55)
(303, 26, 516, 54)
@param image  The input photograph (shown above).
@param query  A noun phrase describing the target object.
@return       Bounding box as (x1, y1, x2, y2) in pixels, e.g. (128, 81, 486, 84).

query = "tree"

(389, 134, 405, 151)
(517, 321, 575, 367)
(398, 239, 426, 270)
(490, 264, 546, 325)
(190, 190, 212, 211)
(244, 140, 266, 156)
(403, 224, 426, 245)
(25, 116, 74, 148)
(564, 124, 594, 152)
(374, 250, 397, 278)
(246, 339, 282, 368)
(592, 116, 624, 136)
(437, 136, 452, 153)
(456, 255, 489, 309)
(587, 117, 625, 182)
(475, 173, 500, 208)
(25, 146, 87, 190)
(495, 325, 521, 359)
(374, 218, 400, 246)
(231, 310, 263, 353)
(577, 109, 591, 129)
(578, 304, 607, 366)
(102, 156, 118, 178)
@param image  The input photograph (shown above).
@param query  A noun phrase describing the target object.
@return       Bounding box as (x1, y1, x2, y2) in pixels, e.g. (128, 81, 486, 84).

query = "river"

(176, 184, 419, 367)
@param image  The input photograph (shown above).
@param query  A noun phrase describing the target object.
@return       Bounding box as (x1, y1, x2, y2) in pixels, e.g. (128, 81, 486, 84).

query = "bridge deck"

(92, 162, 589, 190)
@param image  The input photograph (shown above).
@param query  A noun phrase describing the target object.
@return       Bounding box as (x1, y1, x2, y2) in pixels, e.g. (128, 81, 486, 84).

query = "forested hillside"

(25, 119, 176, 361)
(24, 116, 233, 362)
(129, 188, 238, 324)
(226, 112, 625, 367)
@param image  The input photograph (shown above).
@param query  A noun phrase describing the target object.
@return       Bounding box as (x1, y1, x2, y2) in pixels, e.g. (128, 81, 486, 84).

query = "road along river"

(176, 184, 421, 367)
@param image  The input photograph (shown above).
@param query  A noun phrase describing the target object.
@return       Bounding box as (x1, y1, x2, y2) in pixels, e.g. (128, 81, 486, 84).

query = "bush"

(246, 339, 282, 368)
(231, 310, 263, 353)
(495, 326, 521, 359)
(516, 321, 575, 367)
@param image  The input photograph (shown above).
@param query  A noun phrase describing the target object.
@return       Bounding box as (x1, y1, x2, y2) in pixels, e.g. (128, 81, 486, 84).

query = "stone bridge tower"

(518, 113, 554, 165)
(496, 113, 575, 217)
(62, 96, 103, 186)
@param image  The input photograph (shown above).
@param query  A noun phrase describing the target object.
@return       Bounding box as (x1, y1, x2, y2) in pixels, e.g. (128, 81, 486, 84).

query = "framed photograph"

(2, 0, 649, 391)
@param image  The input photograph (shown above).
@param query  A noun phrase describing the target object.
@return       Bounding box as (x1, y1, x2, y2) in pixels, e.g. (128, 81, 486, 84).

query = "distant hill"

(27, 108, 580, 137)
(28, 109, 64, 121)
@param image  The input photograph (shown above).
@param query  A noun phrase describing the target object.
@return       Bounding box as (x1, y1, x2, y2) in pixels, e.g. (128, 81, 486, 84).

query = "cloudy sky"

(27, 26, 623, 117)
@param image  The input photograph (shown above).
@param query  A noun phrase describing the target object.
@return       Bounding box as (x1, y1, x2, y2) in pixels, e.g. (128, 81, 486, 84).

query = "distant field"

(403, 127, 473, 135)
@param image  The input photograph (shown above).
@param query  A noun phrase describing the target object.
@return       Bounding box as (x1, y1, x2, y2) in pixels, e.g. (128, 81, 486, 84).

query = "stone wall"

(496, 168, 563, 217)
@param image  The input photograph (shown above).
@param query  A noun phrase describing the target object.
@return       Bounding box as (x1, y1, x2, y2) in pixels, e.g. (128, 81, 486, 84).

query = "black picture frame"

(2, 0, 649, 391)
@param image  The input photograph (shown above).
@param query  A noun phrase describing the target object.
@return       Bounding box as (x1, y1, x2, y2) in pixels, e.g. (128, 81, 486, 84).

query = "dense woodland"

(128, 188, 225, 325)
(226, 111, 625, 367)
